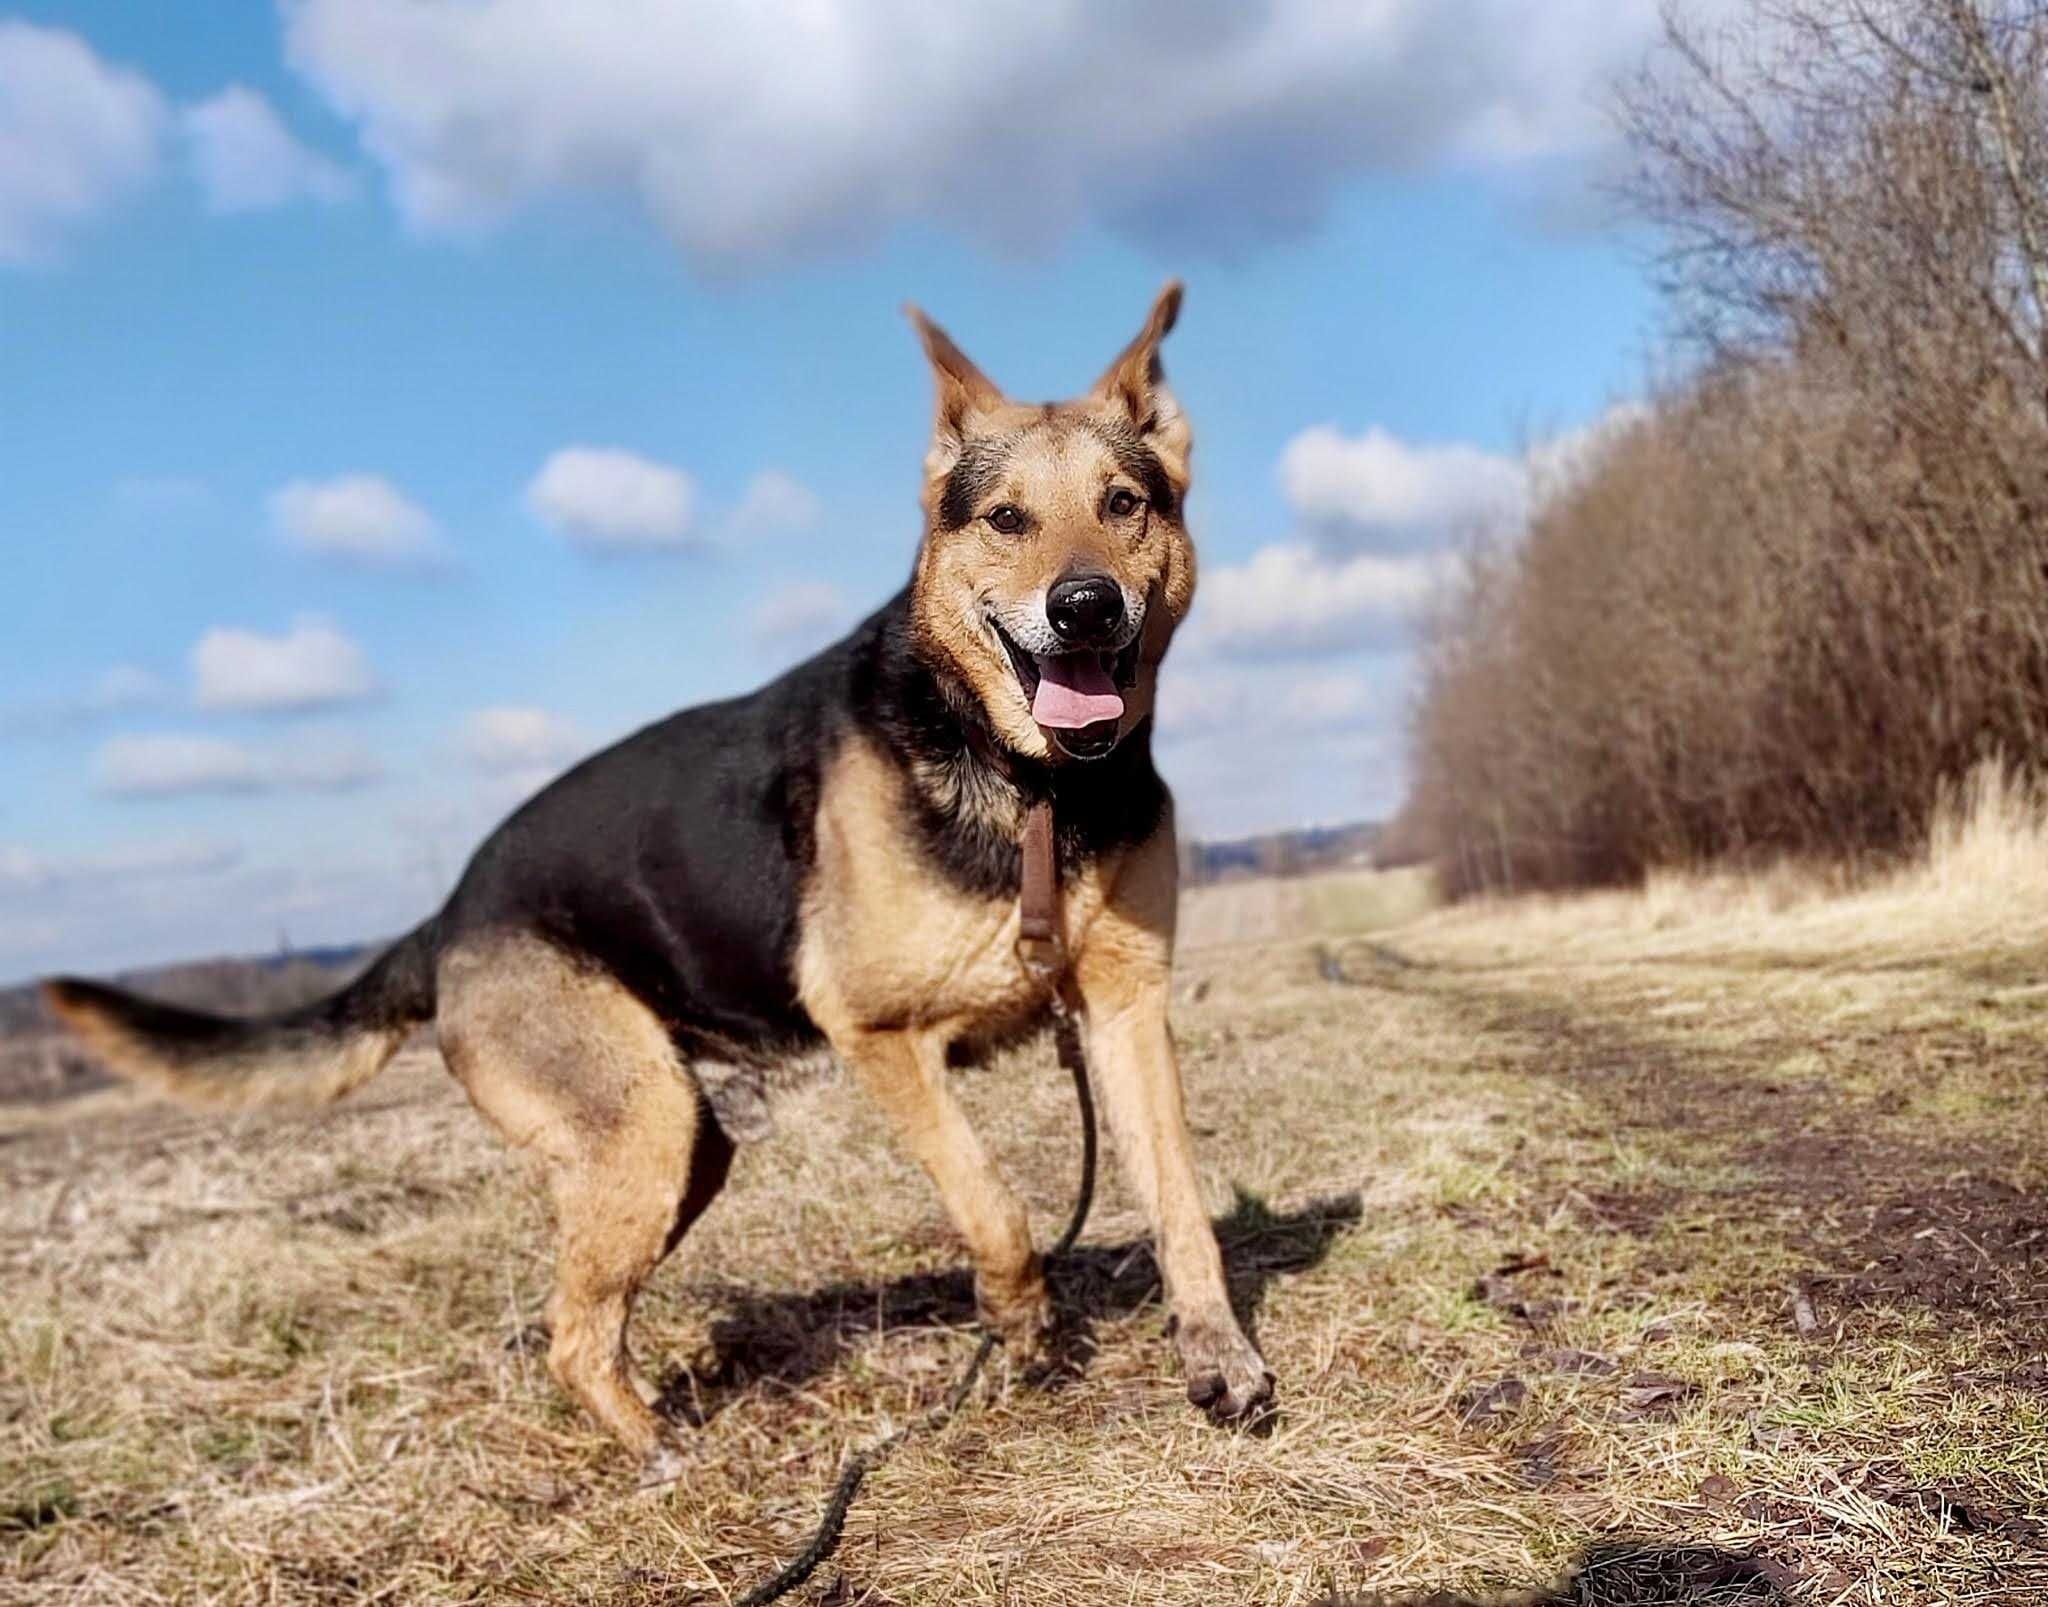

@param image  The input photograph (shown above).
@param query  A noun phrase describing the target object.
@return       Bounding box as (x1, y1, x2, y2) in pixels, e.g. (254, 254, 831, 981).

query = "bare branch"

(1945, 0, 2048, 396)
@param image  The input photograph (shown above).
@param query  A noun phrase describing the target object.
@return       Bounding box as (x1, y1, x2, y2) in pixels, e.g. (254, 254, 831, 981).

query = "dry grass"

(8, 828, 2048, 1603)
(1177, 865, 1437, 952)
(1421, 759, 2048, 971)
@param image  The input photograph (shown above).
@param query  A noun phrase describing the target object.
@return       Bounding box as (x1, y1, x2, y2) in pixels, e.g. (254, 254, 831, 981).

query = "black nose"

(1045, 573, 1125, 646)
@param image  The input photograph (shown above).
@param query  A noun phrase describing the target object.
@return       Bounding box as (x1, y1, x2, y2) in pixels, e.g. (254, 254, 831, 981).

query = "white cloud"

(1283, 671, 1381, 731)
(459, 706, 593, 809)
(0, 916, 64, 961)
(1280, 406, 1653, 553)
(271, 473, 443, 566)
(182, 85, 355, 213)
(460, 705, 587, 773)
(1182, 544, 1444, 660)
(1158, 665, 1382, 740)
(0, 21, 166, 265)
(1151, 404, 1655, 830)
(1152, 643, 1417, 836)
(0, 664, 171, 738)
(1160, 720, 1404, 842)
(96, 735, 262, 796)
(0, 835, 242, 894)
(0, 841, 429, 977)
(525, 446, 697, 552)
(727, 470, 822, 539)
(94, 733, 383, 798)
(1153, 657, 1410, 838)
(751, 581, 848, 654)
(191, 616, 379, 712)
(281, 0, 1689, 265)
(1280, 425, 1528, 551)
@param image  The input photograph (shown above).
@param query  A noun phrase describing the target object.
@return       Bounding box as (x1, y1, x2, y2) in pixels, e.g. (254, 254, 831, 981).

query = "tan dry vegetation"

(1402, 0, 2048, 896)
(9, 802, 2048, 1603)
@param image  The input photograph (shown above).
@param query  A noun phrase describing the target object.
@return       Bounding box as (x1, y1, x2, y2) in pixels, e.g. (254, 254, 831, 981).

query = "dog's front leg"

(1075, 841, 1274, 1419)
(837, 1025, 1054, 1361)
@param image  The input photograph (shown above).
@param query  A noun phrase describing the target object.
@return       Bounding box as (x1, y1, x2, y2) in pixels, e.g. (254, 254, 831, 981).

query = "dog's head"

(905, 283, 1197, 763)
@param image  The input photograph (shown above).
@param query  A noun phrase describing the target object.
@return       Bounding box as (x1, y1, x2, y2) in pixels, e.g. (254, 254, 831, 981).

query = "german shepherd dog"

(44, 283, 1274, 1485)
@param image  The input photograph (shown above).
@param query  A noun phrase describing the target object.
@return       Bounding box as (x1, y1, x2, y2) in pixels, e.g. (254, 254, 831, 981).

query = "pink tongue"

(1031, 653, 1125, 730)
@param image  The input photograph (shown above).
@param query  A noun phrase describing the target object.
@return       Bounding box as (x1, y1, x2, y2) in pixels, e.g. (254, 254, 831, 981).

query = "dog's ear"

(905, 304, 1004, 476)
(1093, 280, 1189, 462)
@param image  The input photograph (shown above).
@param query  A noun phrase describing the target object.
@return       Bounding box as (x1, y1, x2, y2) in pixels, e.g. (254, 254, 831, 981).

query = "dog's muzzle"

(991, 606, 1143, 762)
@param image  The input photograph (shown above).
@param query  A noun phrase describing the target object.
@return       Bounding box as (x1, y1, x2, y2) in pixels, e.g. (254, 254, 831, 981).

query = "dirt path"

(1325, 918, 2048, 1602)
(1367, 940, 2048, 1337)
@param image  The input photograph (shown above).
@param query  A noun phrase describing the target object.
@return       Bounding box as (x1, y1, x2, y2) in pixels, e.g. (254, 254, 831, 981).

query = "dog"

(44, 282, 1275, 1485)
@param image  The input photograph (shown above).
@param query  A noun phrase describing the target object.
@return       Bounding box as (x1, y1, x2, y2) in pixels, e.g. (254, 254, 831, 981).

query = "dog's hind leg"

(436, 935, 734, 1483)
(543, 1092, 732, 1484)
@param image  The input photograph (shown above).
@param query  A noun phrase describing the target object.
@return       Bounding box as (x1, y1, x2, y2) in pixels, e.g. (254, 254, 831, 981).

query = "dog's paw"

(976, 1264, 1055, 1368)
(1175, 1319, 1275, 1421)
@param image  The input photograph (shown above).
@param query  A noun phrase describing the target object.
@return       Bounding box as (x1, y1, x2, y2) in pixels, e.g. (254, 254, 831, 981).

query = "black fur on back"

(439, 587, 1166, 1064)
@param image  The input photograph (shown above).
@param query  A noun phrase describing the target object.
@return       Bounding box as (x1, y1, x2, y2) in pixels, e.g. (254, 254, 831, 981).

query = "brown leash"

(733, 798, 1094, 1607)
(1015, 799, 1063, 985)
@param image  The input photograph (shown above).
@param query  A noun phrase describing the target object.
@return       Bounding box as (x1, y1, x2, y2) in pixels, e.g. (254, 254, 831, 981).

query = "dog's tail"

(41, 919, 441, 1110)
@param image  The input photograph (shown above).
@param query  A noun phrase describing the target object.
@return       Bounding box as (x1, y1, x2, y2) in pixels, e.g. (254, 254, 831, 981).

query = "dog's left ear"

(1093, 280, 1189, 464)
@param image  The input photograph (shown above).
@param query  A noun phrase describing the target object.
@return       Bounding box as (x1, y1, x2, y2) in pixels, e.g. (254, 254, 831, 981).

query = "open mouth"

(992, 623, 1140, 761)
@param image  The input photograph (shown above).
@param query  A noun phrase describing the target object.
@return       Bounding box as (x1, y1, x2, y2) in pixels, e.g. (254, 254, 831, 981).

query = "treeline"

(1401, 0, 2048, 894)
(1181, 822, 1380, 884)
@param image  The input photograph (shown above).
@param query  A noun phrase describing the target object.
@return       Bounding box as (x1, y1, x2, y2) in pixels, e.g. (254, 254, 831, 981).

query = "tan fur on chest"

(796, 737, 1113, 1039)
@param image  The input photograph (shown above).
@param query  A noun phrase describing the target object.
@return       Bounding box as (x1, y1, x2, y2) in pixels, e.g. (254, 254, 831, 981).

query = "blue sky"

(0, 1, 1683, 979)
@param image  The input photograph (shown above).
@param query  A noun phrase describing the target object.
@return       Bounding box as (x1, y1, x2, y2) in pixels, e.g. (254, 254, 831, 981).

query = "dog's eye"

(985, 504, 1026, 535)
(1106, 488, 1142, 519)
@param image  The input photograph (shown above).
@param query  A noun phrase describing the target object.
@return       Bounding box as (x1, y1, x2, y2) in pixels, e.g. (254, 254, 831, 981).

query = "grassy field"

(6, 824, 2048, 1604)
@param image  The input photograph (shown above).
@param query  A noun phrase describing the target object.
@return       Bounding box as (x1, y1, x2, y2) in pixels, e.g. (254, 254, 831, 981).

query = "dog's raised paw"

(1176, 1321, 1275, 1421)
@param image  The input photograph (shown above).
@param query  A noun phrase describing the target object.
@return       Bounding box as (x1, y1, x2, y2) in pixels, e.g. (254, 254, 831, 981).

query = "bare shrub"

(1405, 0, 2048, 894)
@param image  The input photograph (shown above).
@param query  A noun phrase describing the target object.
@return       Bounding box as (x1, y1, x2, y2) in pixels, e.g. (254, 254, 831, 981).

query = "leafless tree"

(1404, 0, 2048, 893)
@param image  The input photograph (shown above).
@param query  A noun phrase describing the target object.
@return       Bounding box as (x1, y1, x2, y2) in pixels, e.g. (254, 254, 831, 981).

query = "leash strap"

(1015, 799, 1064, 986)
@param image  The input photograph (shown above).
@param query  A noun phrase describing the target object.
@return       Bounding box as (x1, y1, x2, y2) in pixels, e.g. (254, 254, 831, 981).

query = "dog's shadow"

(658, 1188, 1361, 1425)
(1318, 1537, 1794, 1604)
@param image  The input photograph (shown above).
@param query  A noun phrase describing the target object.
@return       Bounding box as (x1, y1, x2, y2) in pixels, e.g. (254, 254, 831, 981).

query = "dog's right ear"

(1092, 280, 1188, 468)
(905, 304, 1004, 476)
